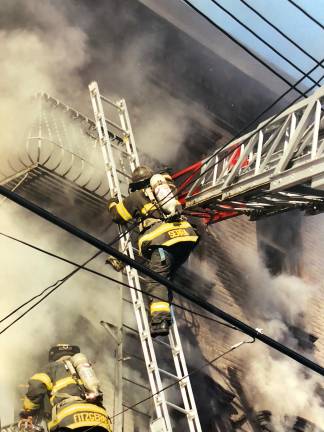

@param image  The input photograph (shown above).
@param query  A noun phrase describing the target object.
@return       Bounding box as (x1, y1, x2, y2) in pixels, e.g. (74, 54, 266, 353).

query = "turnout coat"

(22, 356, 112, 432)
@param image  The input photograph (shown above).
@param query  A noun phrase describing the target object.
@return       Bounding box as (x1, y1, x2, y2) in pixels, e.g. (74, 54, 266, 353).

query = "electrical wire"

(1, 186, 323, 376)
(210, 0, 321, 89)
(0, 230, 239, 333)
(287, 0, 324, 31)
(0, 250, 101, 335)
(181, 0, 311, 99)
(110, 336, 255, 420)
(239, 0, 324, 70)
(2, 74, 323, 339)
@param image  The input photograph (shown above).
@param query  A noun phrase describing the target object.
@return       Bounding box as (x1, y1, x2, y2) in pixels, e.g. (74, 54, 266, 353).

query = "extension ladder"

(89, 81, 201, 432)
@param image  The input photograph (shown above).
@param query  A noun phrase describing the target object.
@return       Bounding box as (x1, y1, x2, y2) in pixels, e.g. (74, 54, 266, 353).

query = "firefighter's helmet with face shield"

(130, 166, 153, 191)
(49, 344, 80, 362)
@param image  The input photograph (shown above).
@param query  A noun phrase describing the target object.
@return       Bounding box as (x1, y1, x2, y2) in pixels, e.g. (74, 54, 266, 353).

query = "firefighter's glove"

(18, 416, 34, 431)
(105, 255, 125, 272)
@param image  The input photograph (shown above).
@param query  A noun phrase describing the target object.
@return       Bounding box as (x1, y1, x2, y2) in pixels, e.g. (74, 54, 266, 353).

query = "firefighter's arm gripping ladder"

(178, 86, 324, 221)
(89, 82, 202, 432)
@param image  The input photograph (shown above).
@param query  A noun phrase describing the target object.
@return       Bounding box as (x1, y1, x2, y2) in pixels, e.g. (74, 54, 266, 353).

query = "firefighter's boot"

(149, 301, 172, 337)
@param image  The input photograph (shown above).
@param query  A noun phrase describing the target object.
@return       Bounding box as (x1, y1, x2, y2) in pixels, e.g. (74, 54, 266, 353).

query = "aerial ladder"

(174, 86, 324, 224)
(89, 82, 202, 432)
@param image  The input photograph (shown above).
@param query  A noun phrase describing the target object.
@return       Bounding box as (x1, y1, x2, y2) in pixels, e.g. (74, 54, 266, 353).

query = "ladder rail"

(89, 81, 172, 431)
(89, 81, 202, 431)
(183, 86, 324, 210)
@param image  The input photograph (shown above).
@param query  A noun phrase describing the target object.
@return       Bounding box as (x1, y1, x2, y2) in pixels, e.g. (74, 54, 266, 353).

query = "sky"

(189, 0, 324, 89)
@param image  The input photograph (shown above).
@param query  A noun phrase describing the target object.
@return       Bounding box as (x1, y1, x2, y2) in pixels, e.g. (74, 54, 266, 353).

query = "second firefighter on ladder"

(108, 166, 199, 337)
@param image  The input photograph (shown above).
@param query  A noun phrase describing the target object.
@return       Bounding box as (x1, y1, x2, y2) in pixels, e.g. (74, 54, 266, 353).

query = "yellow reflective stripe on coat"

(138, 221, 193, 251)
(141, 202, 157, 215)
(150, 301, 170, 314)
(30, 373, 53, 391)
(50, 377, 82, 404)
(52, 377, 81, 393)
(162, 236, 198, 248)
(23, 396, 39, 410)
(48, 403, 108, 429)
(115, 202, 132, 221)
(67, 420, 112, 432)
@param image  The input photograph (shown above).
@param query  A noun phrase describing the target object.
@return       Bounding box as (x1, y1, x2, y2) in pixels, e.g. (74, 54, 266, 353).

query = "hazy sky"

(190, 0, 324, 88)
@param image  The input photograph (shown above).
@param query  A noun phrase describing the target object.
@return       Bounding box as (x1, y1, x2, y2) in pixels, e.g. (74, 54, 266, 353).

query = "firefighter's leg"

(144, 248, 173, 337)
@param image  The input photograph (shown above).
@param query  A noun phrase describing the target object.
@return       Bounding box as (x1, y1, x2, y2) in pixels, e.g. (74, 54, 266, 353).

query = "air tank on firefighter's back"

(150, 173, 182, 217)
(72, 353, 101, 398)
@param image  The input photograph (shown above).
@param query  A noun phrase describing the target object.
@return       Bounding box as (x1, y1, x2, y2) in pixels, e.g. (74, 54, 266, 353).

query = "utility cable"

(0, 231, 238, 332)
(0, 249, 101, 335)
(210, 0, 321, 89)
(111, 337, 255, 420)
(181, 0, 312, 99)
(287, 0, 324, 31)
(0, 186, 323, 376)
(240, 0, 324, 70)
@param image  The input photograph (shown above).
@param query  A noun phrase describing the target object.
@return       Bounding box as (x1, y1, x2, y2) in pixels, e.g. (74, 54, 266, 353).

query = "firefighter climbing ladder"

(89, 81, 202, 432)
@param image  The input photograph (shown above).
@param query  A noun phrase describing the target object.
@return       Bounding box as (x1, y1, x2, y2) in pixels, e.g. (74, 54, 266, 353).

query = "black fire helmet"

(49, 344, 80, 362)
(129, 165, 154, 191)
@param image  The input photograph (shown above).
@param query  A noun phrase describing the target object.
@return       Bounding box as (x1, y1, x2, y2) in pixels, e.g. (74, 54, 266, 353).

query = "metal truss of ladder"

(89, 81, 201, 432)
(183, 85, 324, 219)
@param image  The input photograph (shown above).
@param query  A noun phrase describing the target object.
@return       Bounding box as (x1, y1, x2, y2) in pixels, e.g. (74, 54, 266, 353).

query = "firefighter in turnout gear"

(107, 165, 199, 337)
(19, 344, 112, 432)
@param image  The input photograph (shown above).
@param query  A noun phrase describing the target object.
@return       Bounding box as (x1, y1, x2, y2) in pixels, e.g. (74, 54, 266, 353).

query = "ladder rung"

(123, 324, 139, 334)
(116, 168, 132, 180)
(165, 401, 191, 416)
(101, 94, 120, 109)
(111, 142, 135, 160)
(106, 118, 128, 135)
(153, 338, 171, 349)
(158, 368, 179, 380)
(123, 376, 150, 390)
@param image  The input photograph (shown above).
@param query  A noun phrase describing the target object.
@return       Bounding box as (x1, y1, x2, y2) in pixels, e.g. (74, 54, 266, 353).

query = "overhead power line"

(181, 0, 311, 99)
(210, 0, 321, 89)
(111, 337, 254, 420)
(0, 186, 323, 377)
(0, 249, 101, 335)
(287, 0, 324, 31)
(0, 231, 237, 332)
(239, 0, 324, 70)
(170, 70, 324, 208)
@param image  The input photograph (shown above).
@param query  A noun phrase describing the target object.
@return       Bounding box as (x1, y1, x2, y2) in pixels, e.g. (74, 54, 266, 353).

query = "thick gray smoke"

(201, 223, 324, 429)
(0, 0, 207, 427)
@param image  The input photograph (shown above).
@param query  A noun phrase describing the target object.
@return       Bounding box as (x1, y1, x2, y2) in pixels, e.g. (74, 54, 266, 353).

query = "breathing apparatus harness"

(52, 354, 103, 409)
(130, 170, 184, 231)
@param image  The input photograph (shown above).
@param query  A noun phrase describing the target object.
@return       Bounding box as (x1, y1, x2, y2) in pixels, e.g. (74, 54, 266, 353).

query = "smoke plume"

(202, 223, 324, 429)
